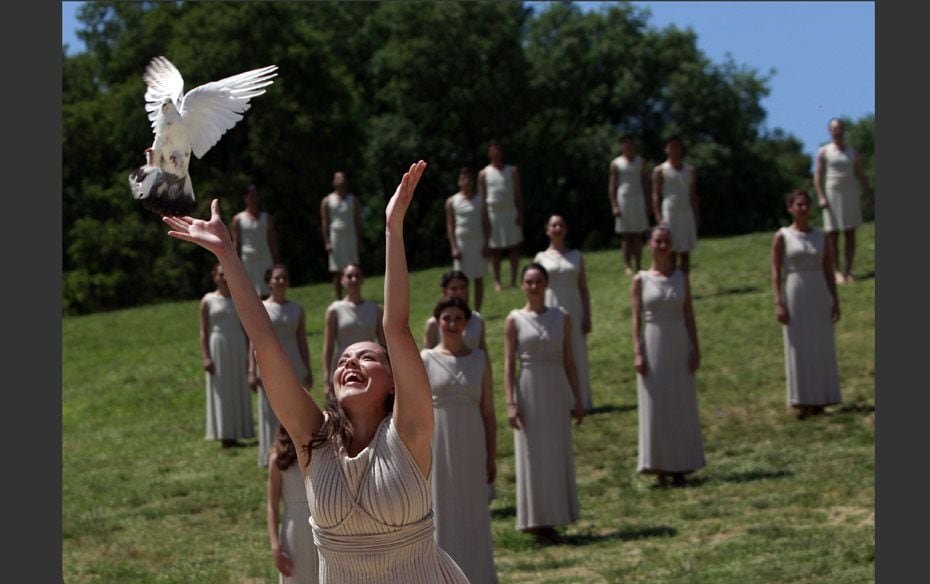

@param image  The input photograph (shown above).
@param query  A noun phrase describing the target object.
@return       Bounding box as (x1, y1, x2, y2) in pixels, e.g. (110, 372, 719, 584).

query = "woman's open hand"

(163, 199, 234, 258)
(385, 161, 427, 232)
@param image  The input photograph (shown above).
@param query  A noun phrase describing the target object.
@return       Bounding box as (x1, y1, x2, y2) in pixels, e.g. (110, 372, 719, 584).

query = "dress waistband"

(310, 513, 435, 554)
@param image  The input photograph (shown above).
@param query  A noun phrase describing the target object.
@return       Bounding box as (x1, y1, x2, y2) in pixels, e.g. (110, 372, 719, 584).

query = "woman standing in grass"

(267, 425, 319, 584)
(165, 161, 469, 582)
(631, 225, 705, 486)
(504, 263, 585, 545)
(250, 264, 313, 467)
(608, 134, 651, 275)
(445, 167, 489, 312)
(422, 296, 498, 582)
(232, 185, 280, 298)
(422, 270, 487, 353)
(199, 263, 254, 448)
(534, 215, 593, 411)
(322, 264, 385, 400)
(771, 189, 842, 419)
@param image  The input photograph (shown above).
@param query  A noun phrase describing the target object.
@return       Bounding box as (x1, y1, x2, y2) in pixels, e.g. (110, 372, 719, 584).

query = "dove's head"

(159, 100, 181, 121)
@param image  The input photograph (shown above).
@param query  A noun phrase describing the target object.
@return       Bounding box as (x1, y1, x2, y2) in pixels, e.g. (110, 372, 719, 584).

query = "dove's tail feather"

(128, 165, 196, 217)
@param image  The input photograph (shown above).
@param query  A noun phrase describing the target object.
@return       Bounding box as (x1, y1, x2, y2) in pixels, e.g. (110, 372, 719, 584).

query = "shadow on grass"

(587, 403, 637, 415)
(717, 469, 793, 484)
(491, 505, 516, 520)
(561, 525, 677, 546)
(692, 285, 759, 301)
(835, 402, 875, 414)
(851, 270, 875, 282)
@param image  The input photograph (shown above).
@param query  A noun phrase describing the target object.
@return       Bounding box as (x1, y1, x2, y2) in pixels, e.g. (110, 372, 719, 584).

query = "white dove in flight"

(128, 56, 278, 216)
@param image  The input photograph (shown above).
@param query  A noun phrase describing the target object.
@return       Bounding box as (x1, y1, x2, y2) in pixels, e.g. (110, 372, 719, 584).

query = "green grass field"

(63, 223, 874, 583)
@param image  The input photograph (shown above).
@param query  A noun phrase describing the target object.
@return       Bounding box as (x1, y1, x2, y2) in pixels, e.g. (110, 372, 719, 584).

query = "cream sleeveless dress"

(612, 155, 650, 234)
(305, 416, 469, 583)
(635, 270, 705, 474)
(203, 291, 254, 440)
(819, 143, 863, 231)
(279, 462, 319, 584)
(451, 192, 488, 279)
(510, 308, 580, 530)
(239, 211, 273, 296)
(659, 162, 697, 252)
(483, 164, 522, 249)
(326, 194, 360, 272)
(779, 227, 841, 406)
(533, 249, 593, 411)
(258, 300, 309, 467)
(327, 299, 380, 374)
(422, 349, 498, 583)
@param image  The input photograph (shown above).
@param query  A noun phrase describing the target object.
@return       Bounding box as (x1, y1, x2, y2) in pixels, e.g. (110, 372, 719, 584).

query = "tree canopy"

(63, 1, 843, 314)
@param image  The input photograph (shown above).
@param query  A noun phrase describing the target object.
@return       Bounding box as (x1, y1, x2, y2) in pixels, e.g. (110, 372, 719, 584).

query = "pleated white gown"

(422, 349, 498, 583)
(279, 463, 319, 584)
(510, 308, 580, 530)
(779, 227, 842, 406)
(451, 192, 489, 279)
(203, 292, 254, 440)
(658, 162, 697, 253)
(612, 155, 650, 234)
(326, 194, 360, 272)
(819, 143, 863, 231)
(635, 270, 705, 474)
(238, 211, 273, 297)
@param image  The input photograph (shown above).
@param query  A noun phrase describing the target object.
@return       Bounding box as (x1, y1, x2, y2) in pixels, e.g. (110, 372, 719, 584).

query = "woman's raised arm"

(382, 161, 434, 476)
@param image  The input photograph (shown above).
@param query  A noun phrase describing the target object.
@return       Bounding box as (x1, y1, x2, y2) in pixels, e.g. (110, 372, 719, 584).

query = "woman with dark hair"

(445, 167, 489, 311)
(199, 263, 254, 448)
(609, 134, 651, 274)
(164, 161, 468, 582)
(421, 296, 498, 582)
(321, 171, 363, 299)
(422, 270, 487, 353)
(504, 262, 585, 545)
(534, 215, 594, 411)
(322, 264, 386, 399)
(250, 264, 313, 467)
(267, 425, 319, 583)
(652, 135, 700, 272)
(771, 189, 841, 419)
(631, 225, 705, 486)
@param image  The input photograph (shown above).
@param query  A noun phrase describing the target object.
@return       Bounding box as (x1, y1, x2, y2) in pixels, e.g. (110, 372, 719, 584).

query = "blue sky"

(61, 1, 874, 161)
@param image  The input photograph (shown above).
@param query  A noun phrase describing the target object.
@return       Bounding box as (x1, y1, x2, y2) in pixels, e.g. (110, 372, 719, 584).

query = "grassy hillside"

(63, 223, 874, 583)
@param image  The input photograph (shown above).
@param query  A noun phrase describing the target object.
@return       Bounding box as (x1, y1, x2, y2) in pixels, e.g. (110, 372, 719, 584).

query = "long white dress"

(305, 416, 469, 583)
(533, 249, 593, 410)
(482, 164, 522, 249)
(819, 143, 863, 231)
(203, 291, 254, 440)
(658, 162, 697, 252)
(327, 299, 380, 374)
(279, 462, 319, 584)
(326, 194, 360, 273)
(779, 227, 842, 406)
(451, 192, 488, 279)
(612, 155, 650, 234)
(635, 270, 705, 473)
(421, 349, 498, 584)
(238, 211, 274, 296)
(510, 308, 580, 530)
(258, 300, 309, 467)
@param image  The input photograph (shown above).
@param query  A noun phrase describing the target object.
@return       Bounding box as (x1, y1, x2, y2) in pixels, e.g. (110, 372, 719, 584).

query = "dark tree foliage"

(63, 1, 846, 314)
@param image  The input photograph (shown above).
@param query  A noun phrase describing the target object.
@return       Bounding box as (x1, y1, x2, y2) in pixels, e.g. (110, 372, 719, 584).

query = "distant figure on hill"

(321, 171, 363, 299)
(478, 143, 525, 292)
(652, 135, 699, 272)
(814, 118, 871, 284)
(608, 133, 651, 274)
(771, 189, 842, 419)
(232, 184, 280, 298)
(445, 167, 489, 311)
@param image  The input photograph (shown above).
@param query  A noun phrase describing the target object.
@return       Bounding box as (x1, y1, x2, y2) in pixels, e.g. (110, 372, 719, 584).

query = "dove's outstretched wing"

(143, 56, 185, 127)
(178, 65, 278, 159)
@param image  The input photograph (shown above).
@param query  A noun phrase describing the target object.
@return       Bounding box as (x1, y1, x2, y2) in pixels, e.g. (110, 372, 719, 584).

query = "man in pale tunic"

(813, 118, 872, 284)
(320, 171, 363, 299)
(478, 143, 525, 292)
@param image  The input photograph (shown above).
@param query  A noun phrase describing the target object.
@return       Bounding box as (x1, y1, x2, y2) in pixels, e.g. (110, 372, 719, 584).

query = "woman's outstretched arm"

(383, 161, 434, 477)
(164, 201, 323, 455)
